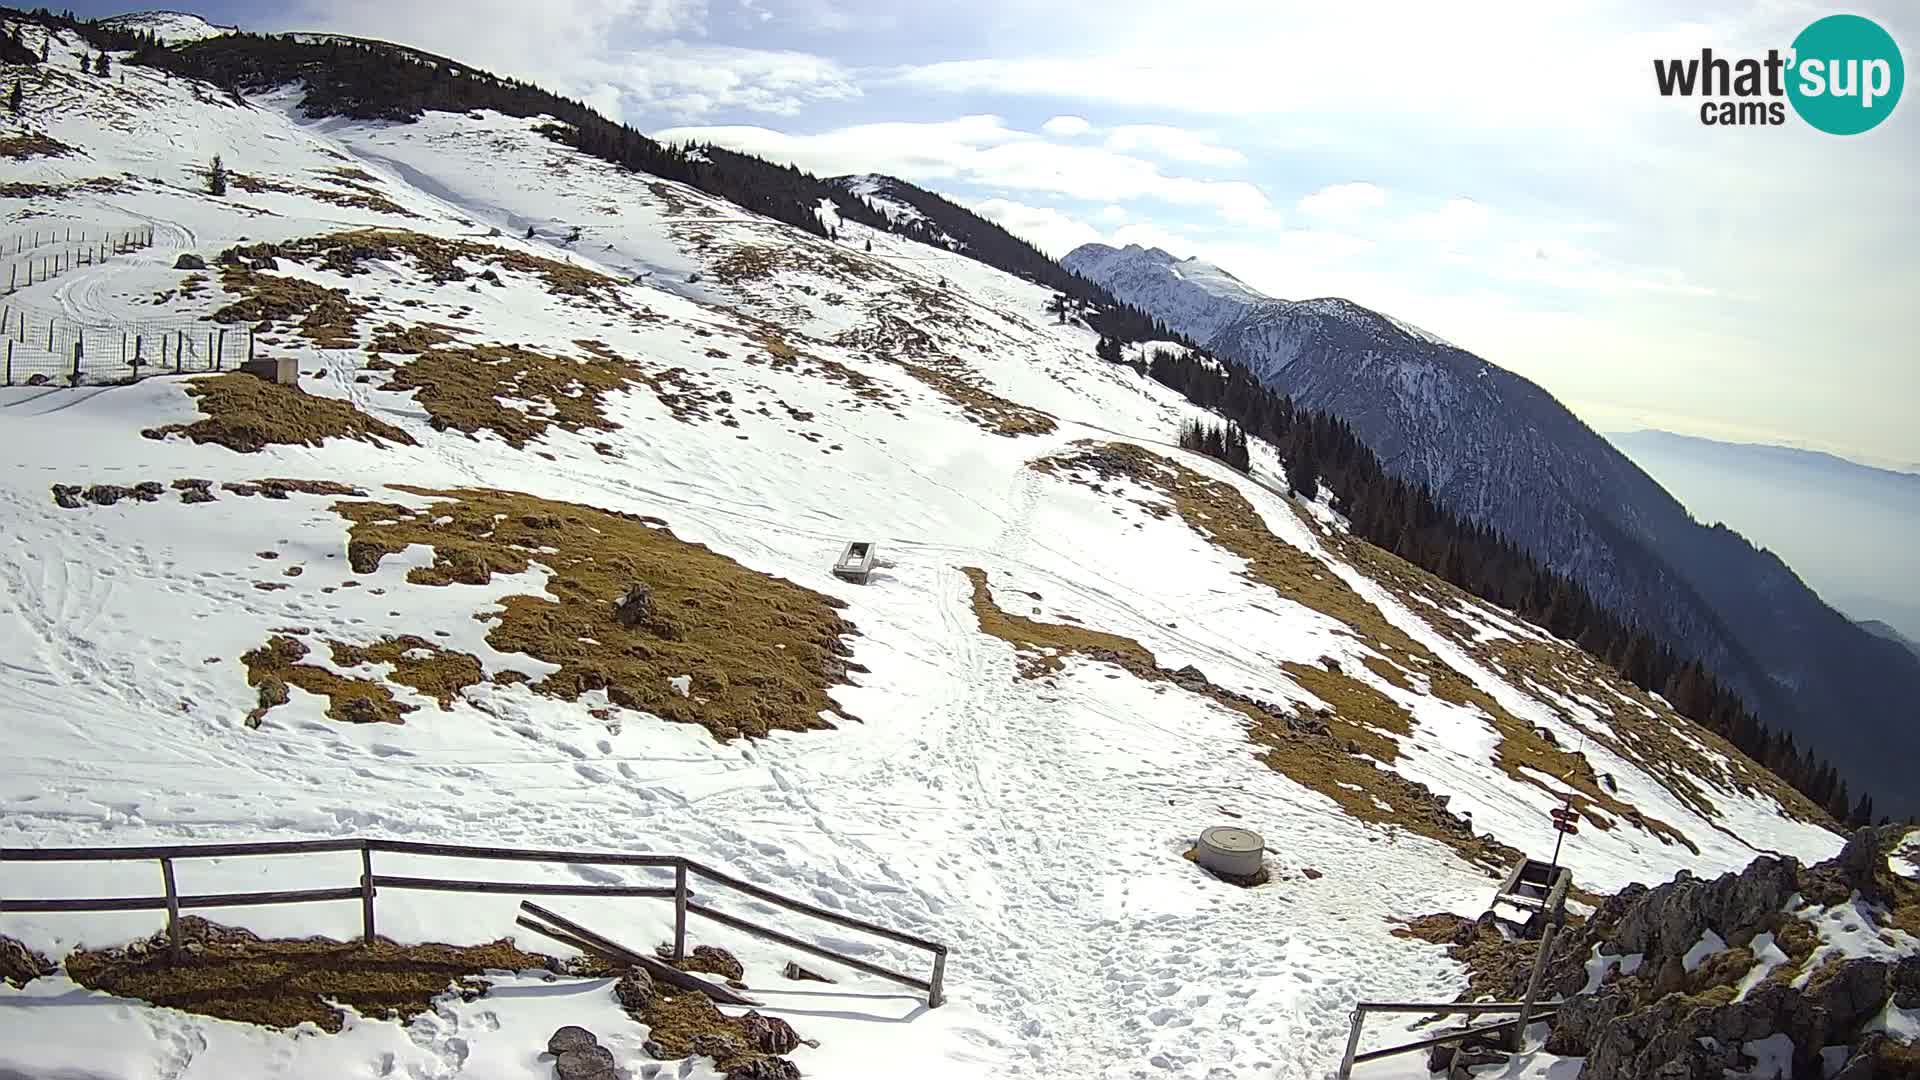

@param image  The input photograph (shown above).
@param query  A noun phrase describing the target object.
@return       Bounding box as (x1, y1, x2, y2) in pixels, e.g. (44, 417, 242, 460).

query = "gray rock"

(554, 1045, 615, 1079)
(726, 1059, 802, 1080)
(738, 1010, 802, 1055)
(613, 584, 654, 627)
(547, 1026, 598, 1055)
(174, 253, 207, 270)
(51, 484, 84, 509)
(614, 966, 656, 1011)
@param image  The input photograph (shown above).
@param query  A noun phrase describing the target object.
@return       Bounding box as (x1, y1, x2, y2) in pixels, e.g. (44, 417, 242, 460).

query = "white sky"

(171, 0, 1920, 466)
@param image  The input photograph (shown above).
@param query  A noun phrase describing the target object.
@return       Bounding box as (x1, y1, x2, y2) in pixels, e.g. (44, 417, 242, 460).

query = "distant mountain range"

(1610, 429, 1920, 647)
(1065, 242, 1920, 818)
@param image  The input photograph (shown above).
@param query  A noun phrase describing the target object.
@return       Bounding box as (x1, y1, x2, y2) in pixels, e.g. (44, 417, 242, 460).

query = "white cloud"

(967, 198, 1103, 256)
(1296, 182, 1387, 219)
(1101, 125, 1245, 166)
(1040, 115, 1092, 137)
(1406, 197, 1491, 248)
(657, 115, 1280, 222)
(1096, 204, 1128, 224)
(605, 45, 858, 117)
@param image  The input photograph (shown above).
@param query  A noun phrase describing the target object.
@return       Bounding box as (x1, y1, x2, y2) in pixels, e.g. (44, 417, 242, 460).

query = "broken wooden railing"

(0, 837, 948, 1007)
(1336, 926, 1564, 1077)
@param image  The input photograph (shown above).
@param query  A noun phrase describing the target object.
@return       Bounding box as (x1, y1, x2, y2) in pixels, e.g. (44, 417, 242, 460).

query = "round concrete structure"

(1196, 825, 1265, 878)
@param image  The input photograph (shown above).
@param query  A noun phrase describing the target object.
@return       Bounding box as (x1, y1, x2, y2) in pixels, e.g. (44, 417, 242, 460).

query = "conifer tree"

(8, 79, 21, 114)
(207, 154, 226, 196)
(95, 49, 109, 77)
(79, 51, 89, 73)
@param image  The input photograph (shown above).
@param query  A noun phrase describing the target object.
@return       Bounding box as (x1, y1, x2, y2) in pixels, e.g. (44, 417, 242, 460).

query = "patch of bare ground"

(229, 171, 418, 218)
(960, 565, 1517, 871)
(213, 263, 368, 348)
(141, 372, 414, 453)
(329, 636, 485, 708)
(364, 331, 640, 448)
(1331, 534, 1833, 831)
(65, 917, 552, 1031)
(0, 175, 127, 199)
(1034, 441, 1700, 854)
(243, 634, 415, 726)
(0, 131, 75, 158)
(222, 230, 633, 311)
(335, 487, 862, 740)
(725, 313, 897, 411)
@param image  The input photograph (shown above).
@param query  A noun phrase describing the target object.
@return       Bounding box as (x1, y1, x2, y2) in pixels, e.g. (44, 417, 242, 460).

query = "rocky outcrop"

(1532, 828, 1918, 1079)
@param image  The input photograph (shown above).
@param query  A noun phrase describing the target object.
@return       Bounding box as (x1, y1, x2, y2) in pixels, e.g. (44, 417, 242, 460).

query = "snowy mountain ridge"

(0, 17, 1881, 1080)
(1064, 241, 1920, 821)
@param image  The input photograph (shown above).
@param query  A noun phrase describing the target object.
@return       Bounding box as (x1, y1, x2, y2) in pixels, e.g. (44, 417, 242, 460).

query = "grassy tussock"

(335, 487, 861, 740)
(960, 565, 1517, 871)
(243, 634, 414, 726)
(329, 636, 485, 708)
(141, 373, 414, 454)
(1, 175, 126, 199)
(835, 311, 1053, 435)
(65, 917, 550, 1032)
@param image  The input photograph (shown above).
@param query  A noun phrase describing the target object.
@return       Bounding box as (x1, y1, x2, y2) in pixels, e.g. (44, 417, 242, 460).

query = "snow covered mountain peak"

(97, 9, 236, 42)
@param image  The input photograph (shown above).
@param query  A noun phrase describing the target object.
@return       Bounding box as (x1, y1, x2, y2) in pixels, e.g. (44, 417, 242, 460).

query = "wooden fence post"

(928, 946, 947, 1008)
(1511, 925, 1557, 1052)
(71, 339, 81, 385)
(360, 844, 376, 945)
(216, 328, 225, 370)
(5, 340, 11, 386)
(160, 857, 183, 964)
(673, 862, 688, 960)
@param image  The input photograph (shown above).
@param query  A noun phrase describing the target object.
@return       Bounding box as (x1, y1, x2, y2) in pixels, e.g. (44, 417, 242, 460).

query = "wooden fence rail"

(0, 837, 949, 1007)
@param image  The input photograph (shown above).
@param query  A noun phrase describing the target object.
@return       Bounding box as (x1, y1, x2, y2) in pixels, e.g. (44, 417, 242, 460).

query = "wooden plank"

(2, 886, 363, 913)
(685, 900, 930, 994)
(0, 839, 366, 862)
(518, 901, 759, 1007)
(673, 863, 687, 960)
(360, 845, 376, 945)
(1350, 1004, 1564, 1066)
(160, 858, 182, 963)
(371, 875, 674, 899)
(682, 859, 945, 954)
(368, 839, 680, 868)
(1355, 1000, 1567, 1015)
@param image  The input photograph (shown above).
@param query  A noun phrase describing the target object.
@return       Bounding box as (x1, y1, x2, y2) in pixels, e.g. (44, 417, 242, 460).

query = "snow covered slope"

(0, 23, 1844, 1080)
(98, 10, 236, 43)
(1064, 241, 1920, 821)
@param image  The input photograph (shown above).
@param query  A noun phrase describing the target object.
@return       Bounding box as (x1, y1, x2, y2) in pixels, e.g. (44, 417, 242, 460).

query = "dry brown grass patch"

(329, 636, 485, 708)
(1280, 661, 1410, 763)
(229, 171, 417, 218)
(335, 487, 861, 740)
(141, 373, 413, 454)
(65, 917, 551, 1032)
(224, 230, 629, 308)
(243, 634, 415, 726)
(0, 131, 75, 158)
(371, 340, 636, 448)
(214, 265, 368, 347)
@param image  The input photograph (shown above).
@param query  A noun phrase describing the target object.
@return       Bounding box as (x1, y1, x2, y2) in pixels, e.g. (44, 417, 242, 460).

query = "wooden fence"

(0, 837, 949, 1007)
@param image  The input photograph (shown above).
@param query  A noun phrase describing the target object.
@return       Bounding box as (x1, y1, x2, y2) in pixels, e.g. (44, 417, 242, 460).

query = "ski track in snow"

(0, 27, 1846, 1080)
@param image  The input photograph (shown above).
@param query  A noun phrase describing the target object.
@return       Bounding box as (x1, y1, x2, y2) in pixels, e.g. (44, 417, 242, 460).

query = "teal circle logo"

(1787, 14, 1903, 134)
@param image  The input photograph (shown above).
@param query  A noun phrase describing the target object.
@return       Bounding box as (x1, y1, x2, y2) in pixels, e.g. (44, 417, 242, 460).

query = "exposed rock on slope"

(1409, 827, 1920, 1079)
